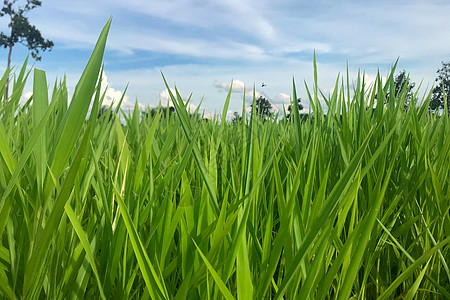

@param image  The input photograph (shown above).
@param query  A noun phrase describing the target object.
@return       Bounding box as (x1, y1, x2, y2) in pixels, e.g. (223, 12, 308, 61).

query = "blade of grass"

(112, 179, 169, 300)
(192, 239, 235, 300)
(378, 236, 450, 300)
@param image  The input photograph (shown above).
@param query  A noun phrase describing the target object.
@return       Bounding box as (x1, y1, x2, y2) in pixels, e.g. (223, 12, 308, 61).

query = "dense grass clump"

(0, 20, 449, 299)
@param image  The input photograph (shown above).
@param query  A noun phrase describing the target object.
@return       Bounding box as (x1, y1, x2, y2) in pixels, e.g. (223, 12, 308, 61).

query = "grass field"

(0, 19, 449, 299)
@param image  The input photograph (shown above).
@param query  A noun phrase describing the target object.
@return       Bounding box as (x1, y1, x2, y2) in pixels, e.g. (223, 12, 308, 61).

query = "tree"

(388, 70, 415, 108)
(142, 106, 175, 119)
(250, 96, 272, 119)
(0, 0, 54, 99)
(374, 70, 415, 109)
(97, 105, 113, 122)
(430, 61, 450, 113)
(286, 97, 304, 119)
(231, 111, 242, 124)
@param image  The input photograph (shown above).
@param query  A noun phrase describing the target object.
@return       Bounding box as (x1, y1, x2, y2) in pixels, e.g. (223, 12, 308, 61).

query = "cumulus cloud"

(100, 71, 145, 111)
(273, 92, 291, 105)
(214, 79, 246, 93)
(272, 92, 311, 113)
(362, 73, 389, 91)
(226, 110, 235, 120)
(272, 104, 282, 113)
(19, 90, 72, 107)
(244, 90, 263, 100)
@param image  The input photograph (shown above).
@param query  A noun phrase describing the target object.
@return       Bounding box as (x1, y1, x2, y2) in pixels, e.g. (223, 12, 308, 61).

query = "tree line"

(232, 65, 450, 122)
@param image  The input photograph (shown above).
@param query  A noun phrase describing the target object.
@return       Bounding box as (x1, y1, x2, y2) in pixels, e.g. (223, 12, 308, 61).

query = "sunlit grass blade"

(112, 180, 169, 300)
(193, 239, 235, 300)
(64, 204, 106, 300)
(161, 74, 219, 214)
(404, 259, 430, 300)
(0, 97, 58, 236)
(273, 127, 376, 299)
(32, 68, 48, 195)
(23, 96, 96, 298)
(44, 19, 111, 198)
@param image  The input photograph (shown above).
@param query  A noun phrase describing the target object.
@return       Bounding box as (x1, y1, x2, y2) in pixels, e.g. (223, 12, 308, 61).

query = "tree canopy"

(0, 0, 53, 61)
(430, 61, 450, 113)
(286, 97, 304, 119)
(231, 111, 242, 124)
(250, 96, 272, 119)
(374, 70, 415, 110)
(1, 0, 53, 98)
(388, 70, 415, 108)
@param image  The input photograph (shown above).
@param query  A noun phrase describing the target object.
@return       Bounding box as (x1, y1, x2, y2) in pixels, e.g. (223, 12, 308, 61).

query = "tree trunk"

(5, 45, 12, 101)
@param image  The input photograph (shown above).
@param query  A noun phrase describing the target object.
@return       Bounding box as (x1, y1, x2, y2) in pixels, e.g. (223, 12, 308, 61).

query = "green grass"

(0, 20, 449, 299)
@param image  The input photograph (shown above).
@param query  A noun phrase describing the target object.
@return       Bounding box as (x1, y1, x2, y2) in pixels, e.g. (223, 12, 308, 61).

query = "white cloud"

(226, 110, 235, 120)
(206, 109, 238, 121)
(272, 104, 282, 113)
(274, 92, 291, 105)
(158, 89, 174, 106)
(203, 112, 216, 120)
(214, 79, 246, 93)
(245, 90, 263, 100)
(100, 71, 145, 111)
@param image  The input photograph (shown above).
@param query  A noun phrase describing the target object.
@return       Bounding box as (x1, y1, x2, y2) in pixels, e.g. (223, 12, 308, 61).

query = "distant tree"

(375, 70, 415, 109)
(0, 0, 54, 99)
(387, 70, 415, 108)
(430, 61, 450, 113)
(97, 105, 113, 122)
(250, 96, 272, 119)
(231, 111, 242, 124)
(286, 98, 304, 119)
(142, 106, 175, 119)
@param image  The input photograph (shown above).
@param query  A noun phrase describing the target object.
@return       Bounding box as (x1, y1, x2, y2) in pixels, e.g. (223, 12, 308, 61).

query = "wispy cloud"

(26, 0, 450, 67)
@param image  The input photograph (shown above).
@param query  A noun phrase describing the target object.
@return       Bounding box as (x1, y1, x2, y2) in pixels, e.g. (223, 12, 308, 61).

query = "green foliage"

(430, 61, 450, 113)
(0, 20, 448, 299)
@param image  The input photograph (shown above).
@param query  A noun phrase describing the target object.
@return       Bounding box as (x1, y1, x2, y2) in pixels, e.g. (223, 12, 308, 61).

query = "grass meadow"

(0, 19, 449, 299)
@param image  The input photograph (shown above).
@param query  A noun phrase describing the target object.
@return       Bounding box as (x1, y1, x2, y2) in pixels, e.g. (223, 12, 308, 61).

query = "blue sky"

(1, 0, 450, 117)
